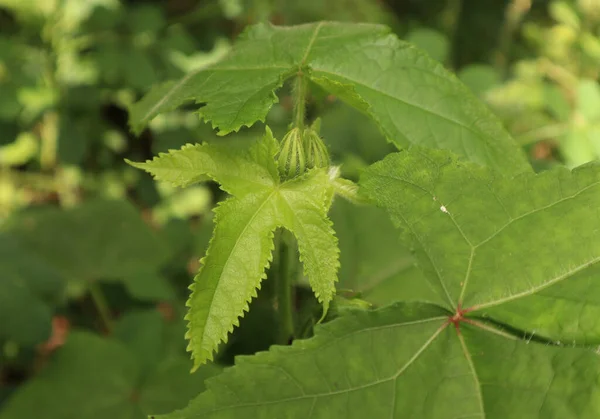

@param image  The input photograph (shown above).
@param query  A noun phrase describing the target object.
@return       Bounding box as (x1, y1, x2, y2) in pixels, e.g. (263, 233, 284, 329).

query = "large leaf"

(330, 199, 442, 307)
(129, 129, 339, 368)
(156, 147, 600, 418)
(157, 303, 600, 418)
(5, 200, 169, 293)
(0, 312, 222, 419)
(361, 147, 600, 345)
(130, 22, 529, 175)
(0, 234, 64, 345)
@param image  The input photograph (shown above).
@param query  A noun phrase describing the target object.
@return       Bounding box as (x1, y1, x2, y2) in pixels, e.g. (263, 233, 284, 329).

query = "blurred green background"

(0, 0, 599, 418)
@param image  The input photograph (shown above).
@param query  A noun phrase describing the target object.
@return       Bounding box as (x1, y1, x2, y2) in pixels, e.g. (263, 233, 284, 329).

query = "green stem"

(292, 73, 307, 131)
(275, 231, 295, 344)
(495, 0, 531, 77)
(39, 111, 58, 171)
(516, 123, 570, 145)
(169, 0, 221, 25)
(442, 0, 462, 68)
(89, 283, 113, 333)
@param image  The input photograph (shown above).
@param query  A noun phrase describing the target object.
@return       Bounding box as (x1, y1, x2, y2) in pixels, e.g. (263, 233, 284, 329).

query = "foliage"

(127, 130, 339, 368)
(460, 0, 600, 168)
(0, 311, 222, 419)
(129, 21, 528, 174)
(2, 1, 600, 418)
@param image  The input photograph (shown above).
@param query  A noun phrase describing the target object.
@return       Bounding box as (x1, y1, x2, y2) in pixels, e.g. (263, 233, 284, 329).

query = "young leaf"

(125, 128, 280, 195)
(129, 129, 340, 368)
(361, 147, 600, 345)
(130, 22, 529, 174)
(277, 170, 339, 311)
(185, 190, 281, 367)
(186, 170, 340, 367)
(155, 303, 600, 418)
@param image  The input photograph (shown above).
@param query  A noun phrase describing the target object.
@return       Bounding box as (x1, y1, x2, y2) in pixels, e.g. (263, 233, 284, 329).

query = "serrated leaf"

(185, 190, 280, 367)
(278, 170, 339, 310)
(146, 130, 341, 368)
(157, 303, 600, 418)
(361, 147, 600, 344)
(126, 128, 280, 194)
(130, 22, 529, 174)
(0, 314, 221, 419)
(186, 168, 339, 368)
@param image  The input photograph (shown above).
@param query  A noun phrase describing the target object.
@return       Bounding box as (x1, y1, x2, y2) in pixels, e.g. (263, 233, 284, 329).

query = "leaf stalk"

(275, 231, 296, 345)
(292, 72, 307, 131)
(89, 283, 113, 333)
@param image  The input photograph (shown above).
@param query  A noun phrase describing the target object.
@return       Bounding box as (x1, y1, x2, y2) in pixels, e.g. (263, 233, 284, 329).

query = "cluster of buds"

(277, 119, 330, 180)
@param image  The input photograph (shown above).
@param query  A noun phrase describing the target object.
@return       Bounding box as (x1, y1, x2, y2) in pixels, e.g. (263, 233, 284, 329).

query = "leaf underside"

(157, 147, 600, 418)
(130, 22, 529, 175)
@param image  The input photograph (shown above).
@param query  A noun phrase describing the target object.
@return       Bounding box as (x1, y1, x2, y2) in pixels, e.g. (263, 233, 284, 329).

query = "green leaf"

(576, 79, 600, 122)
(405, 28, 449, 63)
(0, 234, 64, 345)
(0, 314, 221, 419)
(277, 170, 339, 311)
(185, 189, 280, 366)
(186, 168, 338, 368)
(457, 64, 500, 97)
(0, 332, 141, 419)
(136, 130, 341, 368)
(5, 199, 168, 285)
(361, 147, 600, 344)
(130, 22, 529, 174)
(330, 199, 443, 307)
(126, 127, 279, 194)
(122, 271, 176, 302)
(156, 303, 600, 418)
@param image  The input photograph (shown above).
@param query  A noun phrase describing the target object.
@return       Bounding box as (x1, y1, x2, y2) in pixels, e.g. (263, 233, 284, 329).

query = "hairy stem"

(292, 72, 307, 131)
(275, 231, 296, 344)
(89, 283, 113, 333)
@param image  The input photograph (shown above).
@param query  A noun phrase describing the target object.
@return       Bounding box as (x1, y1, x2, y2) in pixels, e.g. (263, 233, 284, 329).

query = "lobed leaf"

(278, 170, 340, 312)
(361, 147, 600, 344)
(185, 169, 341, 367)
(0, 317, 220, 419)
(157, 303, 600, 418)
(135, 128, 343, 368)
(130, 22, 529, 174)
(185, 191, 280, 368)
(330, 199, 442, 307)
(126, 128, 279, 195)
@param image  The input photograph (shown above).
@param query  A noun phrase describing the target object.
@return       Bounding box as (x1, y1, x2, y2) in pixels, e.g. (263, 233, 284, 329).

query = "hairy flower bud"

(277, 127, 306, 179)
(303, 127, 330, 169)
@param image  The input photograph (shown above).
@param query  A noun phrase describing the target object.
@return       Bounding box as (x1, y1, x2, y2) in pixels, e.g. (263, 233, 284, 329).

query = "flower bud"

(277, 127, 306, 179)
(303, 127, 330, 169)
